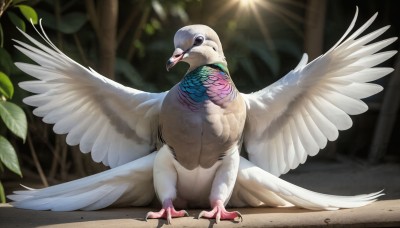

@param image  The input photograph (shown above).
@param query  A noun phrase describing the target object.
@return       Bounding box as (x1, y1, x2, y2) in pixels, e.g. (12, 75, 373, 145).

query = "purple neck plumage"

(178, 64, 237, 111)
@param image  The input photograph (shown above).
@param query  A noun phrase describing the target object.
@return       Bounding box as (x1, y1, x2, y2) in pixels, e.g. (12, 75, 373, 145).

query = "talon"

(145, 199, 188, 224)
(198, 211, 205, 219)
(184, 210, 189, 217)
(198, 200, 242, 223)
(236, 211, 243, 222)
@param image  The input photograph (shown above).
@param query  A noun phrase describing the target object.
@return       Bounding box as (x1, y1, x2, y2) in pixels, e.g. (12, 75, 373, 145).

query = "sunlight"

(234, 0, 274, 47)
(237, 0, 263, 10)
(230, 0, 302, 48)
(209, 0, 303, 49)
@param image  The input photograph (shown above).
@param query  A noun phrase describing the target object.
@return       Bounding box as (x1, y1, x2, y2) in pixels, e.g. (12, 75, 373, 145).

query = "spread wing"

(229, 157, 382, 209)
(242, 8, 397, 176)
(8, 153, 156, 211)
(16, 22, 166, 168)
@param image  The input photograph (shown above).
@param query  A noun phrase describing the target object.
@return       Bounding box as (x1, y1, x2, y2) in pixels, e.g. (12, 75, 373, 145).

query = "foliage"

(0, 71, 27, 203)
(0, 0, 33, 203)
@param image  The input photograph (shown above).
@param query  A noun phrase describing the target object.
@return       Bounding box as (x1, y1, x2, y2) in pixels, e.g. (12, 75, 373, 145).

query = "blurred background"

(0, 0, 399, 200)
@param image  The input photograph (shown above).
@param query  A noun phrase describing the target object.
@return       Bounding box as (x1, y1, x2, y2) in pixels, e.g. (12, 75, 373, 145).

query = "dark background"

(1, 0, 399, 193)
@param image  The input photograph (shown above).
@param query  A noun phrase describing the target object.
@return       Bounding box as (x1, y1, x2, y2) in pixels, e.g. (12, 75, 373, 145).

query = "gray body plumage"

(160, 73, 246, 170)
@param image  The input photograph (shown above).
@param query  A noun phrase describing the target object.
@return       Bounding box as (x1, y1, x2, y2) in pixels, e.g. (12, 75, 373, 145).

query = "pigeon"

(8, 8, 397, 224)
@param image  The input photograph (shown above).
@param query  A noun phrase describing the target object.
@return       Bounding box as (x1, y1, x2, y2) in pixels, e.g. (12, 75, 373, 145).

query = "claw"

(145, 199, 188, 224)
(198, 200, 243, 223)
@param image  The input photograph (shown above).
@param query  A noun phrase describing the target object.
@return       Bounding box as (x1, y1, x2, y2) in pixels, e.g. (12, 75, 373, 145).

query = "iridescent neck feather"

(178, 64, 237, 111)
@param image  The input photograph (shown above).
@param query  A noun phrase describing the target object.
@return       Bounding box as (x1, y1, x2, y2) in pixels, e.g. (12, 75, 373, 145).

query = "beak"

(166, 48, 186, 71)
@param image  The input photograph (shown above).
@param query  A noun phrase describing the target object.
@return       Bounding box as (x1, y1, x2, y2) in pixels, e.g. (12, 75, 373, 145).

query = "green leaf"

(0, 135, 22, 177)
(0, 72, 14, 99)
(16, 5, 38, 24)
(0, 181, 5, 203)
(145, 23, 155, 35)
(0, 48, 15, 75)
(0, 101, 27, 141)
(7, 11, 26, 31)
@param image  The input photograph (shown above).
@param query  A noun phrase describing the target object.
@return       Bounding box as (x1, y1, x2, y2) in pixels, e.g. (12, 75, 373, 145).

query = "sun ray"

(248, 1, 274, 48)
(236, 0, 304, 41)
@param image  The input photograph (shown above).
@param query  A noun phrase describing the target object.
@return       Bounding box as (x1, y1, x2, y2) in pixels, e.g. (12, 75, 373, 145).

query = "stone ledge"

(1, 200, 399, 227)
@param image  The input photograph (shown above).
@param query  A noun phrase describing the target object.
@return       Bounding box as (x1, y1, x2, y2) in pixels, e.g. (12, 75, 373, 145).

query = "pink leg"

(146, 199, 188, 224)
(198, 200, 243, 223)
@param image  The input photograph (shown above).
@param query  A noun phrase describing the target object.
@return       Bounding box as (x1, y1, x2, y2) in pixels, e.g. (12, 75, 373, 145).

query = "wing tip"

(294, 53, 309, 71)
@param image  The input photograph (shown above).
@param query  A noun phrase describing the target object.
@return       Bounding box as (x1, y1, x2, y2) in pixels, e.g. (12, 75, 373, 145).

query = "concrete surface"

(1, 200, 399, 227)
(1, 159, 399, 227)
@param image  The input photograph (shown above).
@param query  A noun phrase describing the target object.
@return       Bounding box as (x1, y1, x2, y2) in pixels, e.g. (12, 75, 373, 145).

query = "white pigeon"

(8, 8, 397, 224)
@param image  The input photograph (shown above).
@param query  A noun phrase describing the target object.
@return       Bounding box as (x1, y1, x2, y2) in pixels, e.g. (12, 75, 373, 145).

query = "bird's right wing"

(16, 21, 166, 168)
(8, 152, 156, 211)
(229, 157, 383, 210)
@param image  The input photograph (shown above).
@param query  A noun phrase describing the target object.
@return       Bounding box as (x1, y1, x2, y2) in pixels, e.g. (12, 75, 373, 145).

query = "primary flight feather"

(8, 8, 396, 224)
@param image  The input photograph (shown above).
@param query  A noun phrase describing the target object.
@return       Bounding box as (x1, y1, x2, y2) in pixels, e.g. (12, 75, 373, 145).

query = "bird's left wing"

(242, 9, 397, 176)
(15, 22, 166, 168)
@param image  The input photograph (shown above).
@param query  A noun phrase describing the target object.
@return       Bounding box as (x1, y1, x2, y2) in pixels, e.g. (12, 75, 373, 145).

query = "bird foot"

(198, 200, 243, 223)
(145, 199, 188, 224)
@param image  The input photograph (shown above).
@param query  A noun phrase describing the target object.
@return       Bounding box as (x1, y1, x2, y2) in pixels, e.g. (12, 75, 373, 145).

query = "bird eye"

(193, 35, 205, 46)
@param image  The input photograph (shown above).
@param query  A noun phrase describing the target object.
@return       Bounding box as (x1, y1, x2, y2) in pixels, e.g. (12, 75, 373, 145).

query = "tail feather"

(233, 157, 383, 210)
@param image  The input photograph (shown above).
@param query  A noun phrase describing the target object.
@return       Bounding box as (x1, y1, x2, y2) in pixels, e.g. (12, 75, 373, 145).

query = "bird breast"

(159, 82, 246, 170)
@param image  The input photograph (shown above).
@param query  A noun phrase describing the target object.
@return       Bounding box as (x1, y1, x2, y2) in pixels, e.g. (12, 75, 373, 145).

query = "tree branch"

(97, 0, 118, 79)
(304, 0, 327, 60)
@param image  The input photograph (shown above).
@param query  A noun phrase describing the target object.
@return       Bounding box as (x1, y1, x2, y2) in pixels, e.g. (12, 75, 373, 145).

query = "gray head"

(166, 25, 226, 72)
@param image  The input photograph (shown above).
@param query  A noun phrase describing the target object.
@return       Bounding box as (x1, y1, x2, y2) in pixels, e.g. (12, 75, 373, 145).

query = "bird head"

(166, 25, 226, 72)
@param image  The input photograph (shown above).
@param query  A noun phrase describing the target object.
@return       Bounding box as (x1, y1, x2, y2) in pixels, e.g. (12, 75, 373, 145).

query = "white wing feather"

(230, 157, 383, 209)
(15, 22, 166, 168)
(8, 153, 156, 211)
(242, 8, 397, 176)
